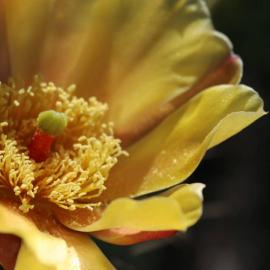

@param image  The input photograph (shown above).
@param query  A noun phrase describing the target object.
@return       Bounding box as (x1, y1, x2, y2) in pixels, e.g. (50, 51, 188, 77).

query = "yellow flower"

(0, 0, 265, 269)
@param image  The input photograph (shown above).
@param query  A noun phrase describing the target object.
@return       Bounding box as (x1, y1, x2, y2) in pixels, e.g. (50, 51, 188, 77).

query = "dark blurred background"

(97, 1, 270, 269)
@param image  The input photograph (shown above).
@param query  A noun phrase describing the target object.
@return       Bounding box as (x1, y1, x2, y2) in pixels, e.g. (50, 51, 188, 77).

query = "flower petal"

(0, 203, 115, 270)
(57, 226, 116, 270)
(0, 4, 10, 81)
(92, 229, 177, 246)
(3, 0, 55, 82)
(102, 84, 265, 199)
(59, 183, 204, 234)
(0, 234, 21, 270)
(2, 0, 241, 144)
(94, 1, 242, 145)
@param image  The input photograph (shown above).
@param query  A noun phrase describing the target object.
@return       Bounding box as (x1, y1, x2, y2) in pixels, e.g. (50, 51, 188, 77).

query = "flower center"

(0, 77, 126, 213)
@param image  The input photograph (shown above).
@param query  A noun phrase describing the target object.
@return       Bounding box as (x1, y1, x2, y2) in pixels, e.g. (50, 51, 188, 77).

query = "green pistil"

(37, 110, 68, 136)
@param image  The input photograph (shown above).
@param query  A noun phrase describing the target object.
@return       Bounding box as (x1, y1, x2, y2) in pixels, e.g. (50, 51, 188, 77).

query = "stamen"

(0, 77, 126, 212)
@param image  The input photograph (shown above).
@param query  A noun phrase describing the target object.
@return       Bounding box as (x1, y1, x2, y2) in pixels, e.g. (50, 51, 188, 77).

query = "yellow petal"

(61, 183, 204, 233)
(2, 0, 241, 143)
(58, 226, 116, 270)
(102, 84, 265, 199)
(3, 0, 55, 82)
(99, 2, 242, 144)
(0, 4, 10, 81)
(0, 203, 115, 270)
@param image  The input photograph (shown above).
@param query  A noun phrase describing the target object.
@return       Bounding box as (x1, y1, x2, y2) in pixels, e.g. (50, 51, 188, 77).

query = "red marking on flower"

(0, 233, 21, 270)
(28, 129, 55, 162)
(130, 230, 177, 244)
(93, 228, 177, 245)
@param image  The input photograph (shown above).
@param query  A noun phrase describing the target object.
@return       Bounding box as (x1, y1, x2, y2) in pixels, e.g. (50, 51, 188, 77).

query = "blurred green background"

(97, 1, 270, 269)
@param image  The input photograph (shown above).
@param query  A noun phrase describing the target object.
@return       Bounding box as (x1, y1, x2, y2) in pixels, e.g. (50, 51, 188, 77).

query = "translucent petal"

(102, 85, 265, 199)
(1, 0, 242, 143)
(58, 184, 204, 233)
(0, 4, 10, 81)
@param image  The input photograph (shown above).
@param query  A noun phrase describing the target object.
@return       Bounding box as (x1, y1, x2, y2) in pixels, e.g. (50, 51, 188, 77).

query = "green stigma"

(37, 110, 68, 136)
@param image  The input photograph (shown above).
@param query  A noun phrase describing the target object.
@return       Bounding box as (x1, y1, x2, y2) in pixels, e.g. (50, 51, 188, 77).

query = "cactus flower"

(0, 0, 265, 269)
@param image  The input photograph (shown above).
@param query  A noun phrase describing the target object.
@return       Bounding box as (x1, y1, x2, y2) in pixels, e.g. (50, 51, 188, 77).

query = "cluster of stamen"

(0, 77, 126, 213)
